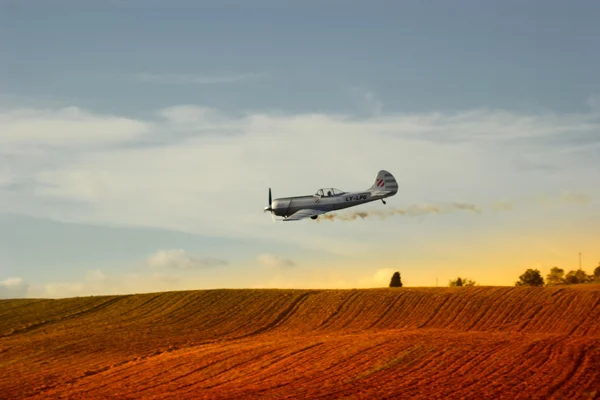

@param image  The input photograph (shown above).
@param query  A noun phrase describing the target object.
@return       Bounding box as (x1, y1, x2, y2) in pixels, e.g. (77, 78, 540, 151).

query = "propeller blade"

(265, 187, 276, 223)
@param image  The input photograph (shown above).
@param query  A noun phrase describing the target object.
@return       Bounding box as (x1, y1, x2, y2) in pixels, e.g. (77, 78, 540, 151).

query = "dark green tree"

(389, 271, 403, 287)
(515, 269, 545, 286)
(546, 267, 565, 285)
(564, 269, 592, 284)
(593, 263, 600, 281)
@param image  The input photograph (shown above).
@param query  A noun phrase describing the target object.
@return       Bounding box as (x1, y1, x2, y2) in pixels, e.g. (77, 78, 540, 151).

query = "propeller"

(264, 187, 275, 223)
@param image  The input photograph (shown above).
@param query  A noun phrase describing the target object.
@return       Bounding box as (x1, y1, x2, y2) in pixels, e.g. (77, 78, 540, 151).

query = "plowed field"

(1, 286, 599, 399)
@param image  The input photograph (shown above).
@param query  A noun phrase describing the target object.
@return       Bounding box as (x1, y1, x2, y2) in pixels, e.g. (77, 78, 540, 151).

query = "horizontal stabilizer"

(370, 190, 392, 197)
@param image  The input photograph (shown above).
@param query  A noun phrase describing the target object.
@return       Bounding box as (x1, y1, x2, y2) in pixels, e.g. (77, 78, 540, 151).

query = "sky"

(1, 0, 599, 298)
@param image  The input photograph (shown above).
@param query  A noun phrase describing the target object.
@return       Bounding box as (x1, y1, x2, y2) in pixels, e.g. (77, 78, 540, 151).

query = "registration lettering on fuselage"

(345, 194, 367, 202)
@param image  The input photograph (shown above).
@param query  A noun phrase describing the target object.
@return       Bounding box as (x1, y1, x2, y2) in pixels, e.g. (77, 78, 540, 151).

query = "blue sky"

(1, 0, 599, 298)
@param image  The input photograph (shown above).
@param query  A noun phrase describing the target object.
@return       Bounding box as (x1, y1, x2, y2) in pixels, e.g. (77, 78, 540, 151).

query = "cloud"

(256, 265, 415, 289)
(3, 102, 599, 261)
(372, 268, 397, 286)
(489, 191, 592, 213)
(587, 94, 600, 112)
(157, 105, 242, 135)
(86, 269, 106, 282)
(28, 269, 187, 298)
(0, 171, 14, 188)
(37, 269, 109, 297)
(350, 87, 384, 116)
(134, 72, 265, 85)
(0, 277, 30, 299)
(146, 249, 228, 270)
(0, 106, 151, 148)
(257, 253, 296, 269)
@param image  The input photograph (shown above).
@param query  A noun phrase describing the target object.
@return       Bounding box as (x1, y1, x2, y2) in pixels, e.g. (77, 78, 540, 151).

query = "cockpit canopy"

(315, 188, 345, 197)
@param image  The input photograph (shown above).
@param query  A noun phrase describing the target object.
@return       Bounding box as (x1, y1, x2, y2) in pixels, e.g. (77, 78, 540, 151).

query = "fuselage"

(271, 190, 388, 218)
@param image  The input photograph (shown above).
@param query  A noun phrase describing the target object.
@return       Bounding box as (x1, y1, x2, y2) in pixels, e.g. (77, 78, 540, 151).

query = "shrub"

(449, 277, 476, 287)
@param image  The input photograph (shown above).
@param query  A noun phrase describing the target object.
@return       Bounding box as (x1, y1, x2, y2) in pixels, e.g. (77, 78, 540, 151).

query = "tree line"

(387, 262, 600, 288)
(515, 262, 600, 287)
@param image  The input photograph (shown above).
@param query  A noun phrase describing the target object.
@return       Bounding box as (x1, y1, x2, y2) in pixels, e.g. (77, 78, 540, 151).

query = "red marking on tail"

(377, 179, 384, 187)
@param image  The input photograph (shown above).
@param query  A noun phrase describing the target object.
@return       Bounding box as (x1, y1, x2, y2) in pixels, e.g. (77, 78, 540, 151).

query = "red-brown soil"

(1, 286, 599, 399)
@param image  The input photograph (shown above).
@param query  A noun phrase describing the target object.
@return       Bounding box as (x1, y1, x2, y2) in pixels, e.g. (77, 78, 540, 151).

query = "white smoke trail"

(316, 202, 480, 222)
(315, 191, 590, 222)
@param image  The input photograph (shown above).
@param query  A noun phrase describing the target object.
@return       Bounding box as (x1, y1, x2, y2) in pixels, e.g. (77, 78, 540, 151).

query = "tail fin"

(370, 170, 398, 194)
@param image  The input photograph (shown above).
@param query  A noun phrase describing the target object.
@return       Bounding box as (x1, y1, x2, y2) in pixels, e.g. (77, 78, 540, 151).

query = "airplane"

(264, 170, 398, 222)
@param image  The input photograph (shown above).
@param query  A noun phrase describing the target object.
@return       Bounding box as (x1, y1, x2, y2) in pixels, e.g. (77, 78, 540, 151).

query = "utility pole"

(579, 252, 582, 270)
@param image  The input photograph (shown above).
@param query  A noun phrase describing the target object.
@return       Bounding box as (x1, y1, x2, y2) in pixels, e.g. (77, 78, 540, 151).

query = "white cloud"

(0, 277, 30, 299)
(3, 103, 599, 263)
(86, 269, 106, 282)
(588, 94, 600, 112)
(134, 72, 265, 85)
(350, 87, 384, 116)
(257, 253, 296, 269)
(157, 105, 241, 134)
(26, 262, 244, 298)
(29, 270, 187, 298)
(372, 268, 397, 286)
(146, 249, 227, 270)
(253, 264, 409, 289)
(0, 106, 151, 148)
(0, 171, 14, 187)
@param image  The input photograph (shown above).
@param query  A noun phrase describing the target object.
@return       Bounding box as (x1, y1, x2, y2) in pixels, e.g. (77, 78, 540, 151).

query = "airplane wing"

(283, 209, 328, 221)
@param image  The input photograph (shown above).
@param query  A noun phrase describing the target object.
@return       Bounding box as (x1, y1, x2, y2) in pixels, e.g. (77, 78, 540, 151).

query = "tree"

(448, 277, 476, 287)
(564, 269, 592, 284)
(546, 267, 565, 285)
(515, 269, 545, 286)
(389, 271, 403, 287)
(448, 277, 463, 287)
(594, 263, 600, 281)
